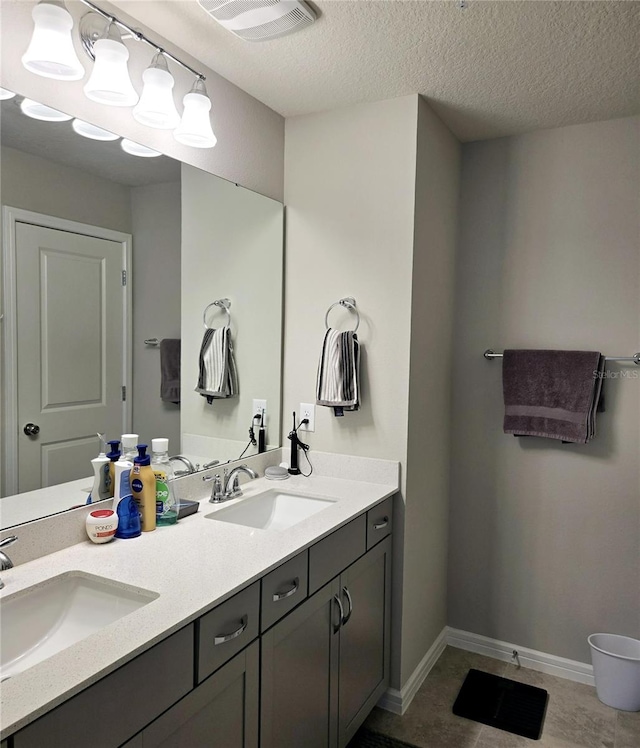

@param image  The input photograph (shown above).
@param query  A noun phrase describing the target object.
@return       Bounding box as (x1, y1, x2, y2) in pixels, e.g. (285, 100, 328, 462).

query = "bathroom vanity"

(0, 455, 398, 748)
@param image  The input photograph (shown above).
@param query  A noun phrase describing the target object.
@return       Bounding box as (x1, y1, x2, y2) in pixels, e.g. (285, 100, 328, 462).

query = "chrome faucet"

(210, 465, 258, 503)
(0, 536, 17, 590)
(169, 455, 197, 476)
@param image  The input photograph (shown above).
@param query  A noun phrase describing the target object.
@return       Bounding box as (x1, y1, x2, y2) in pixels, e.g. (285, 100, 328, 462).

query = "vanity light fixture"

(20, 97, 73, 122)
(174, 78, 217, 149)
(21, 1, 85, 80)
(21, 0, 217, 149)
(83, 22, 139, 106)
(72, 118, 119, 141)
(0, 88, 16, 100)
(133, 51, 180, 129)
(121, 139, 162, 158)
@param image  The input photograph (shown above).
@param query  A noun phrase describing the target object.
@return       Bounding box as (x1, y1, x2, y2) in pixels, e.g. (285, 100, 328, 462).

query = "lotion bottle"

(113, 459, 141, 539)
(121, 433, 139, 461)
(89, 453, 110, 504)
(131, 444, 156, 532)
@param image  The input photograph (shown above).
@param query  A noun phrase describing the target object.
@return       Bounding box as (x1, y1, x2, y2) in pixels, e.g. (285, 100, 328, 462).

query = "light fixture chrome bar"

(77, 0, 205, 80)
(484, 349, 640, 365)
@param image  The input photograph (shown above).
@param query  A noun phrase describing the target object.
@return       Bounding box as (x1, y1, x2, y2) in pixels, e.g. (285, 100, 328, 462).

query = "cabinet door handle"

(214, 615, 248, 645)
(373, 517, 389, 530)
(272, 577, 299, 602)
(332, 595, 344, 634)
(341, 586, 353, 625)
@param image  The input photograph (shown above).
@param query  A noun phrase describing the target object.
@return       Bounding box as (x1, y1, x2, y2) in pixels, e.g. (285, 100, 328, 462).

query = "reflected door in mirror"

(14, 220, 127, 492)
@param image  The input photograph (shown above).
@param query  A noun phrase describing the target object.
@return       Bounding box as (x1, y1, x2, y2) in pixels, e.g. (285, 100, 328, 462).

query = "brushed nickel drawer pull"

(341, 586, 353, 625)
(214, 615, 248, 645)
(272, 577, 299, 602)
(333, 595, 344, 634)
(373, 517, 389, 530)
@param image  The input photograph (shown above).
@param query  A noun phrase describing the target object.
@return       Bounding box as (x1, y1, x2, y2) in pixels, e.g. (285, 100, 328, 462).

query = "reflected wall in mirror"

(0, 92, 284, 529)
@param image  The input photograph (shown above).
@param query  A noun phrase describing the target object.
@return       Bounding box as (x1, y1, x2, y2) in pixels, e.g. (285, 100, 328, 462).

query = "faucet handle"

(209, 474, 224, 503)
(0, 535, 17, 549)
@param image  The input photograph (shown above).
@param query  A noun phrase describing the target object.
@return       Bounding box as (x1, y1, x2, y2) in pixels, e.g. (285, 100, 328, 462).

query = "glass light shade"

(133, 60, 180, 129)
(174, 83, 216, 149)
(72, 118, 119, 141)
(0, 88, 16, 100)
(84, 38, 139, 107)
(21, 2, 85, 81)
(121, 139, 161, 158)
(20, 98, 72, 122)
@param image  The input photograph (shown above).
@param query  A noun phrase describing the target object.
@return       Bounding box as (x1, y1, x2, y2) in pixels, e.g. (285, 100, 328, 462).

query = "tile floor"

(360, 646, 640, 748)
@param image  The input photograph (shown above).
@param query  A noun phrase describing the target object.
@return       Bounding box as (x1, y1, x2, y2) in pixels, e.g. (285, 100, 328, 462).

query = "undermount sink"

(206, 489, 337, 531)
(0, 572, 158, 681)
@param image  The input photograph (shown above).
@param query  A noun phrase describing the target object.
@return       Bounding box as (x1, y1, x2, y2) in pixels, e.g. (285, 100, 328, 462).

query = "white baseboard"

(447, 627, 595, 687)
(377, 626, 448, 715)
(378, 626, 594, 715)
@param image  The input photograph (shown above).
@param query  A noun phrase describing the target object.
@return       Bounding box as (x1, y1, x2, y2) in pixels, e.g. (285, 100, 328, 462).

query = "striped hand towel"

(316, 329, 360, 417)
(195, 327, 238, 404)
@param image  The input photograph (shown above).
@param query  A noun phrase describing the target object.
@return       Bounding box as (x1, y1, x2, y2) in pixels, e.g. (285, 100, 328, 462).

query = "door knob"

(23, 423, 40, 436)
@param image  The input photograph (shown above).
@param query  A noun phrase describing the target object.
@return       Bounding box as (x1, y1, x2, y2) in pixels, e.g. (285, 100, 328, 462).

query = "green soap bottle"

(151, 438, 178, 526)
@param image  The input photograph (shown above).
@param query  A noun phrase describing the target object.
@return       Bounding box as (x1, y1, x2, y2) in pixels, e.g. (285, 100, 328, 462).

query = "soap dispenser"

(131, 444, 156, 532)
(106, 440, 121, 498)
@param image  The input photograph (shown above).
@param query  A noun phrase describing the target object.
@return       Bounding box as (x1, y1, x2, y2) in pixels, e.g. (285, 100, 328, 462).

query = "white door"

(11, 220, 128, 493)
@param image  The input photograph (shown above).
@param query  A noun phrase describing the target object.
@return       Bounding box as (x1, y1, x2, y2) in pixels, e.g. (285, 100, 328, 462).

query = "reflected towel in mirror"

(160, 338, 181, 404)
(195, 327, 238, 404)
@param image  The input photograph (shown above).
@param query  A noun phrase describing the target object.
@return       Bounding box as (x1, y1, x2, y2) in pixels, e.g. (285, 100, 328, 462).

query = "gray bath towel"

(159, 338, 181, 404)
(503, 350, 604, 444)
(195, 327, 238, 405)
(316, 329, 360, 417)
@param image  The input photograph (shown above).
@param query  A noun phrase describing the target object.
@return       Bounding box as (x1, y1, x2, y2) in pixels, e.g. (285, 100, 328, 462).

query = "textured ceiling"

(111, 0, 639, 141)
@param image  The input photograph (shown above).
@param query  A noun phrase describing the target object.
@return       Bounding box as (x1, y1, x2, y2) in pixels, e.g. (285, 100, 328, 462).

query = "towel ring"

(325, 297, 360, 333)
(203, 298, 231, 329)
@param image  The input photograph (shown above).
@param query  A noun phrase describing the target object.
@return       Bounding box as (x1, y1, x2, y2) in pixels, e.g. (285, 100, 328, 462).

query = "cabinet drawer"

(261, 550, 308, 631)
(197, 582, 260, 683)
(366, 496, 393, 550)
(308, 515, 366, 595)
(13, 625, 194, 748)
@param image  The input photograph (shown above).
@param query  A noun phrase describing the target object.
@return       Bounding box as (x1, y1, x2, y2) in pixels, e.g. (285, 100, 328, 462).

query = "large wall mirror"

(0, 92, 284, 529)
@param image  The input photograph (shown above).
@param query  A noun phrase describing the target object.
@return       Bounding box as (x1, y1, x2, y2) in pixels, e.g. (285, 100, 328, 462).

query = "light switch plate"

(299, 403, 315, 432)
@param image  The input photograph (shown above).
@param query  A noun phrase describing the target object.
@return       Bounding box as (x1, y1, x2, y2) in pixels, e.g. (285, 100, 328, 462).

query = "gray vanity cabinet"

(12, 625, 194, 748)
(261, 535, 392, 748)
(337, 536, 391, 746)
(127, 641, 259, 748)
(261, 579, 340, 748)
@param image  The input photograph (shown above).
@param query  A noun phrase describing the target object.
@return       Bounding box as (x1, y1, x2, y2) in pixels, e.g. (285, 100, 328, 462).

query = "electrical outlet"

(252, 399, 267, 424)
(299, 402, 315, 432)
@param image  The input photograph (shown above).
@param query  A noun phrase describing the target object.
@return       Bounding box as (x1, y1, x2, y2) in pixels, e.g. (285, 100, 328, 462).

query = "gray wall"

(0, 0, 284, 201)
(283, 95, 461, 689)
(403, 97, 460, 681)
(130, 181, 181, 450)
(0, 146, 132, 231)
(448, 115, 640, 663)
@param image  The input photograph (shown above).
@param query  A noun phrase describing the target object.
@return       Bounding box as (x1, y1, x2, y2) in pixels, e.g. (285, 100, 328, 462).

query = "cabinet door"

(261, 579, 341, 748)
(138, 641, 259, 748)
(338, 536, 391, 747)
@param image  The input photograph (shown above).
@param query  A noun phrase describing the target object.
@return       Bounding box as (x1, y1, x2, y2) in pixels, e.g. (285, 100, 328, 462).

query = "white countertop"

(0, 468, 397, 739)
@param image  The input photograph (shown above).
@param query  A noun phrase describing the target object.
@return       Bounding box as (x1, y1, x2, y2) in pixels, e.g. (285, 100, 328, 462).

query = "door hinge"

(122, 385, 127, 402)
(122, 270, 127, 286)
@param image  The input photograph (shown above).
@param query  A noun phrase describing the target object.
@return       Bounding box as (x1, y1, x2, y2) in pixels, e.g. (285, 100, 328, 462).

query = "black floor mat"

(453, 668, 549, 740)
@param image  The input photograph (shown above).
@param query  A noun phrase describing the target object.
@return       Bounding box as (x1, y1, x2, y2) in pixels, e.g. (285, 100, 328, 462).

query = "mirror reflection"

(0, 93, 284, 528)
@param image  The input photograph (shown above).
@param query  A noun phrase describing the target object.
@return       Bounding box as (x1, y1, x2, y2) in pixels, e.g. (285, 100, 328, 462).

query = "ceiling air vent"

(197, 0, 316, 42)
